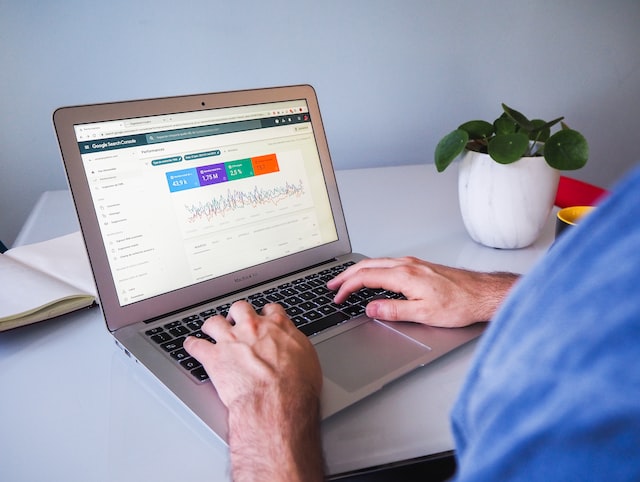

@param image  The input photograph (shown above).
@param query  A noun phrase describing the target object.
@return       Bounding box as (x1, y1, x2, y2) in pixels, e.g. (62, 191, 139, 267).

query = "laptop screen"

(73, 99, 338, 307)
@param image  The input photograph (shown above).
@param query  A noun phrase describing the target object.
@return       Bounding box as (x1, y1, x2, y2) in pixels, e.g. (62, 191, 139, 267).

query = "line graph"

(184, 180, 306, 223)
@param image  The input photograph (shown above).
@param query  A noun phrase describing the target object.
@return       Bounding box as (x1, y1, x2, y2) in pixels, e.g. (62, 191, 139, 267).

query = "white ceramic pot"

(458, 150, 559, 249)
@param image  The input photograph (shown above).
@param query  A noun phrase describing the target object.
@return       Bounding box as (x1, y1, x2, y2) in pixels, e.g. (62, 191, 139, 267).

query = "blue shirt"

(451, 165, 640, 481)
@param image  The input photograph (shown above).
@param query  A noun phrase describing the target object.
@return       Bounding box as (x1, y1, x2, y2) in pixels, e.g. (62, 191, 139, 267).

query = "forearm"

(227, 382, 324, 482)
(468, 271, 520, 322)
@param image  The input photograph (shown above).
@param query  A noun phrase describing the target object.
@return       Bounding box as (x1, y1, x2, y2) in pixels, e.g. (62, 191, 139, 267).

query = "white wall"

(2, 0, 639, 246)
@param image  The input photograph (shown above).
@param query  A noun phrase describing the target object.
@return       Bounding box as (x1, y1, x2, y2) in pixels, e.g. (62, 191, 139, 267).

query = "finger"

(260, 302, 287, 317)
(227, 299, 257, 322)
(364, 298, 411, 322)
(365, 298, 465, 328)
(227, 300, 270, 340)
(201, 314, 236, 342)
(327, 258, 398, 290)
(261, 303, 307, 338)
(332, 276, 369, 304)
(333, 267, 407, 304)
(183, 335, 217, 364)
(183, 336, 233, 403)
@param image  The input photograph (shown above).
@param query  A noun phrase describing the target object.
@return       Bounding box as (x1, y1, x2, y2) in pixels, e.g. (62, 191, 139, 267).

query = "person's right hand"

(184, 301, 325, 481)
(184, 301, 322, 409)
(328, 256, 519, 328)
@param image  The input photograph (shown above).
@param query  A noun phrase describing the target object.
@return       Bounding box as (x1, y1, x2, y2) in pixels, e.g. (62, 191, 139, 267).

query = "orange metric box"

(251, 153, 279, 176)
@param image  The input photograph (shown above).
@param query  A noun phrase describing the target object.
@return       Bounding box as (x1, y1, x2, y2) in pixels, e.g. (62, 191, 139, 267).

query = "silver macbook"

(53, 84, 484, 442)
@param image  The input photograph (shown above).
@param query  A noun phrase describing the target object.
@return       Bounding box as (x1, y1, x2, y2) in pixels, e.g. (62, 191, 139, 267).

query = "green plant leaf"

(502, 104, 534, 132)
(458, 120, 494, 140)
(543, 129, 589, 170)
(434, 129, 468, 172)
(488, 132, 530, 164)
(530, 119, 551, 142)
(494, 115, 518, 135)
(533, 116, 563, 133)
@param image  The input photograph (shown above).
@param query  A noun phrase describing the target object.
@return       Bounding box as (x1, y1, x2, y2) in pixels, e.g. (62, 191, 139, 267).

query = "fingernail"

(366, 301, 379, 318)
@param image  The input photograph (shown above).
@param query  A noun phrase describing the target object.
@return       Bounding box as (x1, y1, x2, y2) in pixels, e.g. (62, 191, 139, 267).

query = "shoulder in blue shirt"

(451, 165, 640, 481)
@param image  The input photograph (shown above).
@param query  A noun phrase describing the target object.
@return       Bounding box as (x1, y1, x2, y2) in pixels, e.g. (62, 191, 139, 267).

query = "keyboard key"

(299, 291, 316, 301)
(180, 357, 201, 371)
(280, 288, 298, 297)
(284, 295, 305, 306)
(191, 330, 214, 342)
(169, 325, 190, 337)
(342, 305, 365, 317)
(298, 311, 349, 336)
(185, 320, 202, 331)
(291, 315, 307, 326)
(286, 306, 304, 317)
(266, 293, 285, 302)
(150, 332, 172, 344)
(200, 308, 216, 318)
(191, 366, 209, 382)
(307, 278, 325, 288)
(170, 348, 189, 361)
(311, 286, 330, 296)
(318, 304, 339, 316)
(160, 337, 185, 352)
(250, 297, 269, 309)
(302, 309, 323, 321)
(299, 301, 317, 312)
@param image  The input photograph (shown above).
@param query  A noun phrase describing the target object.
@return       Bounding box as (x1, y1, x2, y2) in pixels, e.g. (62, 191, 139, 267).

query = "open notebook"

(53, 84, 484, 442)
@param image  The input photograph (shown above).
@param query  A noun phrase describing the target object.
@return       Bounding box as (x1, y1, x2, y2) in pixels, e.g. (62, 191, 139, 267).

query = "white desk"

(1, 165, 554, 481)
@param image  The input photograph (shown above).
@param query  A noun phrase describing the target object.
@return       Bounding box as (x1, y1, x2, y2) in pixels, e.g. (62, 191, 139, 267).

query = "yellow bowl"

(556, 206, 595, 238)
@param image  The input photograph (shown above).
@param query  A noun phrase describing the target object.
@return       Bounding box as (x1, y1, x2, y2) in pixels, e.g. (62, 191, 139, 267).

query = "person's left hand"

(328, 256, 518, 328)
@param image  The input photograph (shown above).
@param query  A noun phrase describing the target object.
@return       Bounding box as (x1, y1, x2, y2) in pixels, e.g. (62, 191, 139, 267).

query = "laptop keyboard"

(143, 261, 404, 383)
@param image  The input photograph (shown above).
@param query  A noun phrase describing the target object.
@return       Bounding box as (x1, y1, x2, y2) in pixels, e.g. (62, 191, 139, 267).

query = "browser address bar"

(145, 120, 263, 144)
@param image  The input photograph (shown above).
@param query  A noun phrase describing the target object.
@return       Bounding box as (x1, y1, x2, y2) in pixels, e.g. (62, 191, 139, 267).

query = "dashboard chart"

(183, 180, 306, 223)
(165, 150, 320, 278)
(167, 151, 314, 231)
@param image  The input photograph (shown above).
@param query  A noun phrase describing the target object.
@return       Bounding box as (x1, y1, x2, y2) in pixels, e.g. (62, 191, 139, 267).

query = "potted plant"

(434, 104, 589, 249)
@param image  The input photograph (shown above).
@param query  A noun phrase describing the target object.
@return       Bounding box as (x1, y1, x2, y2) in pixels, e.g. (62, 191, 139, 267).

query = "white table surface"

(1, 164, 555, 481)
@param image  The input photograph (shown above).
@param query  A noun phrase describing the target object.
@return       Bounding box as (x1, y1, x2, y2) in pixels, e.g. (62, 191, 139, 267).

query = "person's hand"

(328, 256, 519, 328)
(183, 300, 322, 409)
(184, 301, 324, 481)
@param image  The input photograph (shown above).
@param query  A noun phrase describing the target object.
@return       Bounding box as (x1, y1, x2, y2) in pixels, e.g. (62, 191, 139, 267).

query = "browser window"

(74, 100, 337, 306)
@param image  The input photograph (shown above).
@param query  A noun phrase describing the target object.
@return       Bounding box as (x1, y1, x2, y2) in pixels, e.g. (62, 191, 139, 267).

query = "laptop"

(53, 84, 484, 442)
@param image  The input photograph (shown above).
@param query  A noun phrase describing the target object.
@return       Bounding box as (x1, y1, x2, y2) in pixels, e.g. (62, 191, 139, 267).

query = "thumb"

(365, 299, 411, 322)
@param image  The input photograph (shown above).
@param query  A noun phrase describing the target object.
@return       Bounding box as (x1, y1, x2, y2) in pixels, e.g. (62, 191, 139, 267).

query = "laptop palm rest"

(314, 320, 431, 392)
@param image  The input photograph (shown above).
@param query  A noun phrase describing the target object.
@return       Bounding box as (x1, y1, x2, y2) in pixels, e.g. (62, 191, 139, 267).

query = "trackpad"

(315, 320, 430, 392)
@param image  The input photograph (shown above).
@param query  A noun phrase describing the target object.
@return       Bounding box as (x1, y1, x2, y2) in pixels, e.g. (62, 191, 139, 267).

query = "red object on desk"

(554, 176, 608, 208)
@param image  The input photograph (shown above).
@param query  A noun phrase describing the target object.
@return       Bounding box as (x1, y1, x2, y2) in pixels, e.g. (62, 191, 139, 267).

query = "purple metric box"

(197, 163, 228, 186)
